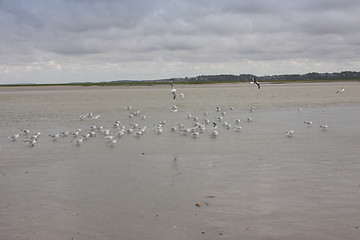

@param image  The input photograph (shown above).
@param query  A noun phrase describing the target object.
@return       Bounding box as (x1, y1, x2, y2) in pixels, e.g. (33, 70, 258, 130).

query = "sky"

(1, 0, 360, 84)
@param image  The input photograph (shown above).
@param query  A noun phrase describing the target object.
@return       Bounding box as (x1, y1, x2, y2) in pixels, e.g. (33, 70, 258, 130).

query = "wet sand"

(1, 82, 360, 239)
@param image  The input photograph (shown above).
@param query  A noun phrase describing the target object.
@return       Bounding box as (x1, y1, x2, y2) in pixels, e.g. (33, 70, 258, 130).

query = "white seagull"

(286, 130, 294, 137)
(107, 139, 117, 147)
(92, 114, 100, 120)
(170, 105, 178, 112)
(72, 138, 83, 146)
(304, 121, 312, 127)
(336, 87, 345, 94)
(8, 133, 20, 141)
(21, 129, 30, 135)
(49, 133, 60, 141)
(25, 139, 37, 147)
(320, 124, 328, 130)
(191, 132, 200, 138)
(234, 126, 242, 132)
(169, 81, 177, 100)
(210, 129, 219, 136)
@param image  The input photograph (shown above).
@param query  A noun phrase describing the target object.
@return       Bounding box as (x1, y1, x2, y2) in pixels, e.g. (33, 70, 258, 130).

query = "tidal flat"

(1, 82, 360, 240)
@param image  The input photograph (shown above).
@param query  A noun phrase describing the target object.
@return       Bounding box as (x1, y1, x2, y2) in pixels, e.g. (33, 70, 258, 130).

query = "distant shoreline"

(0, 80, 357, 93)
(0, 79, 358, 88)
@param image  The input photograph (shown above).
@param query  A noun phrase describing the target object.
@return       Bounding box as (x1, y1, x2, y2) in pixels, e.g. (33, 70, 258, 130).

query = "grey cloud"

(0, 0, 360, 83)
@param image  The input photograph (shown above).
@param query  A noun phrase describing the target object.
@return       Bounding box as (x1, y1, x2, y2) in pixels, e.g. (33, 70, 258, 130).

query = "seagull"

(252, 77, 260, 89)
(286, 130, 294, 137)
(336, 87, 345, 94)
(107, 139, 117, 147)
(72, 138, 83, 146)
(115, 130, 125, 137)
(223, 122, 232, 129)
(170, 105, 178, 112)
(88, 131, 96, 137)
(154, 127, 163, 134)
(21, 129, 30, 135)
(178, 93, 184, 99)
(210, 129, 219, 136)
(30, 132, 41, 140)
(320, 124, 328, 130)
(82, 133, 90, 140)
(191, 132, 200, 138)
(92, 114, 100, 120)
(101, 129, 110, 136)
(25, 139, 37, 147)
(70, 131, 79, 137)
(180, 128, 191, 134)
(304, 121, 312, 126)
(234, 126, 242, 132)
(139, 126, 147, 133)
(49, 133, 60, 141)
(8, 133, 20, 141)
(169, 81, 177, 100)
(247, 117, 252, 122)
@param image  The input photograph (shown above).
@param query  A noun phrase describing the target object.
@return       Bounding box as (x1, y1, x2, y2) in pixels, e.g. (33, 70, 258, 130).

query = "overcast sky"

(1, 0, 359, 84)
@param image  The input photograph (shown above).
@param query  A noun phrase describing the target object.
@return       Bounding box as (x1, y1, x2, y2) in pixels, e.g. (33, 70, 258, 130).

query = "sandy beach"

(1, 81, 360, 240)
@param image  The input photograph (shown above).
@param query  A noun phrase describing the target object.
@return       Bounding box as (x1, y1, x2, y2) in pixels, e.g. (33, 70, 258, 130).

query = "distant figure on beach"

(253, 77, 260, 89)
(336, 87, 344, 94)
(169, 81, 177, 100)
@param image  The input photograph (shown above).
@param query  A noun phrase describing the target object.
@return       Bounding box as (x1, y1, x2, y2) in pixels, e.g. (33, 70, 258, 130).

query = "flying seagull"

(169, 81, 177, 100)
(253, 77, 260, 89)
(336, 87, 344, 94)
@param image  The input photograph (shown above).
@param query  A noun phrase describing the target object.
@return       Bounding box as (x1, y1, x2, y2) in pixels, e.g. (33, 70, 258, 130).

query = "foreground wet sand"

(1, 82, 360, 239)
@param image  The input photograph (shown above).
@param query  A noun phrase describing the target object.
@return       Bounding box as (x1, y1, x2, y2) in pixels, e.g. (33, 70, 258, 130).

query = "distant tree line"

(160, 71, 360, 83)
(260, 71, 360, 81)
(107, 71, 360, 84)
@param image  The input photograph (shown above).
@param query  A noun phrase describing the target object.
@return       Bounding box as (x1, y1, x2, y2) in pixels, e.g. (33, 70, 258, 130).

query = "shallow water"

(1, 82, 360, 239)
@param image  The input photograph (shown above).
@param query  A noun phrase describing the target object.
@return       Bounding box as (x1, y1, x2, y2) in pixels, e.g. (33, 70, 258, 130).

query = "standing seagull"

(169, 81, 177, 100)
(253, 77, 260, 89)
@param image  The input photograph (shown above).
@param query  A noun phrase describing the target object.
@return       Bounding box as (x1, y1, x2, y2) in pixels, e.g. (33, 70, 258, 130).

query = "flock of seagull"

(5, 105, 253, 148)
(3, 80, 346, 149)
